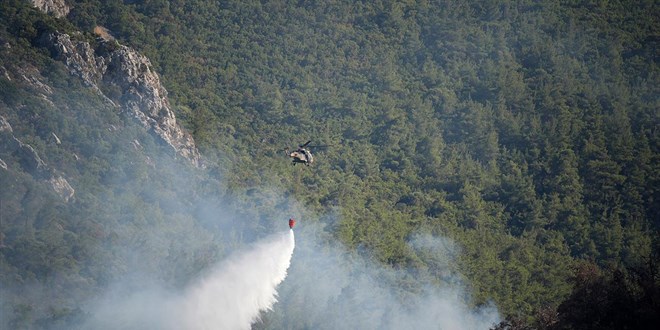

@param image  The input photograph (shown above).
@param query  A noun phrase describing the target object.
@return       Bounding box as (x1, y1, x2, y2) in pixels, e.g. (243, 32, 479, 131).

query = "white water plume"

(83, 229, 295, 330)
(183, 229, 295, 329)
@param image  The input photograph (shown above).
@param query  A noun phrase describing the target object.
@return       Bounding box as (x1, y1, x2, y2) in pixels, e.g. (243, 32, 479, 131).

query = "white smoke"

(261, 226, 501, 329)
(83, 229, 295, 330)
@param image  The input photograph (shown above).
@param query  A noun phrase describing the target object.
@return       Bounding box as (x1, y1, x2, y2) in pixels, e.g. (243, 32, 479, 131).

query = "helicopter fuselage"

(289, 148, 313, 166)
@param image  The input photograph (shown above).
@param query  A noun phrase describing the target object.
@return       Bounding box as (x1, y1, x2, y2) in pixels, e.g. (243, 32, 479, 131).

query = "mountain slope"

(1, 0, 658, 328)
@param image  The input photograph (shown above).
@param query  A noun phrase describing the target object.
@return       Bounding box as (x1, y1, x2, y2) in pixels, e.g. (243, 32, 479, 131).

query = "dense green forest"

(1, 0, 658, 328)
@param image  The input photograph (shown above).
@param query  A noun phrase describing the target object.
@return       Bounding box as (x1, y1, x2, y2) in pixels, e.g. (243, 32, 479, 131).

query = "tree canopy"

(0, 0, 658, 328)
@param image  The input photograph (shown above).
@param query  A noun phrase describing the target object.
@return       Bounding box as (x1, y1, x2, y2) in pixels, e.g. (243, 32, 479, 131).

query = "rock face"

(103, 44, 201, 165)
(40, 32, 201, 166)
(29, 0, 70, 18)
(44, 32, 104, 90)
(0, 116, 75, 202)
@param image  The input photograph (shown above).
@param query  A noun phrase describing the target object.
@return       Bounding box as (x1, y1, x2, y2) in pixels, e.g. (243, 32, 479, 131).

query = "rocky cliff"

(102, 41, 202, 166)
(39, 31, 202, 167)
(30, 0, 70, 18)
(0, 1, 202, 201)
(22, 0, 201, 166)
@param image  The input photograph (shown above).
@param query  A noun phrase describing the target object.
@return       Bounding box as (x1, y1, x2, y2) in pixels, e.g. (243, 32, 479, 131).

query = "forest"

(0, 0, 658, 329)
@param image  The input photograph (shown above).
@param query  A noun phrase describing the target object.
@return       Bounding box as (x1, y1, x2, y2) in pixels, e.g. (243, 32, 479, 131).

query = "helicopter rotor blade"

(299, 140, 312, 148)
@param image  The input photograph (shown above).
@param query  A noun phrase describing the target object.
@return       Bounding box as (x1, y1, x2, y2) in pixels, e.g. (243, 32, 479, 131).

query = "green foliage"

(1, 0, 658, 327)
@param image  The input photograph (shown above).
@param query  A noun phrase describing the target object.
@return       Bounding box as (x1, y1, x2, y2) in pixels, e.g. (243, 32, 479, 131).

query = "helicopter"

(286, 140, 326, 166)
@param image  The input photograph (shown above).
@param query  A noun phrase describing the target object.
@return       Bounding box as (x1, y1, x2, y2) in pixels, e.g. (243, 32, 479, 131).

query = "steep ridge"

(38, 31, 202, 166)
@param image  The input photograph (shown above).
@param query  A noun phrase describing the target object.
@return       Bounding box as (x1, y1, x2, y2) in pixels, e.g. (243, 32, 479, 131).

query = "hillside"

(1, 0, 658, 328)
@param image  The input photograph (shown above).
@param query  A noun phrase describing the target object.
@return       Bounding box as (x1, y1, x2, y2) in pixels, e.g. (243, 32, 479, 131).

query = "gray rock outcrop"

(29, 0, 70, 18)
(44, 32, 104, 90)
(103, 43, 201, 165)
(39, 32, 201, 166)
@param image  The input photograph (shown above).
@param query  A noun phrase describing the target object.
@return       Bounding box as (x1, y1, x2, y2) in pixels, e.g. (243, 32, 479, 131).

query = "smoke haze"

(80, 205, 498, 329)
(261, 225, 500, 329)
